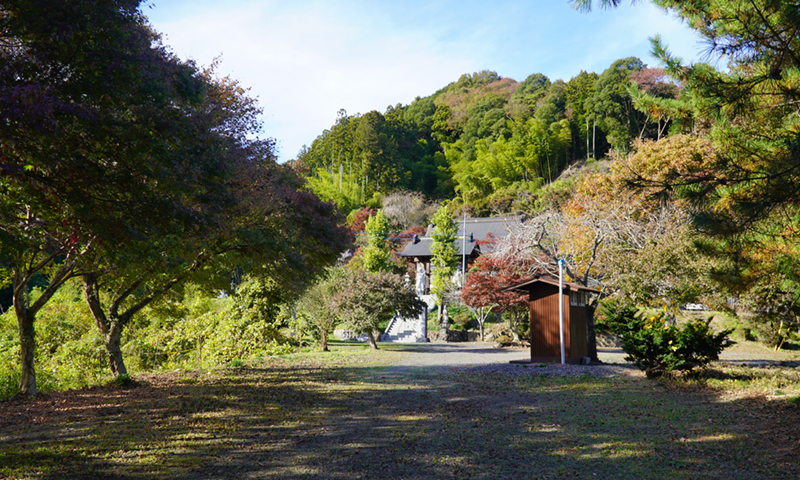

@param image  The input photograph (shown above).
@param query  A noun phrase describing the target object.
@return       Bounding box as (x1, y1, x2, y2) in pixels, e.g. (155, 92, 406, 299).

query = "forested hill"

(292, 58, 677, 216)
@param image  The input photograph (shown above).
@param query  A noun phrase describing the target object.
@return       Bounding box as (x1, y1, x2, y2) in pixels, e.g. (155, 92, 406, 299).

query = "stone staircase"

(380, 295, 436, 343)
(381, 316, 425, 343)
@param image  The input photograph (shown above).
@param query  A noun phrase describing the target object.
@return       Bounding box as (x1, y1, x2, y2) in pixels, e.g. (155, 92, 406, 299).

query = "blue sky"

(144, 1, 706, 161)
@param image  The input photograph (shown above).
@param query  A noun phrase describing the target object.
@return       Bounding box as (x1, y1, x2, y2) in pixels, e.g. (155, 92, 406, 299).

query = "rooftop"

(398, 215, 522, 259)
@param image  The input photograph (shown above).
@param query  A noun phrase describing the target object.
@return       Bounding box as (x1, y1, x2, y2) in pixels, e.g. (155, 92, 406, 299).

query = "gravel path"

(389, 342, 530, 367)
(382, 341, 800, 378)
(385, 342, 637, 378)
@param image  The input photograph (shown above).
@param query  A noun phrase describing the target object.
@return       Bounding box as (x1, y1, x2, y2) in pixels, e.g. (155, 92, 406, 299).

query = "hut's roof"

(398, 216, 521, 259)
(503, 276, 602, 294)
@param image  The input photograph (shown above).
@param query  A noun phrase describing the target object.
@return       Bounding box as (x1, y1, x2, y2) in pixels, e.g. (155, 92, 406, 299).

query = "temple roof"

(398, 216, 521, 259)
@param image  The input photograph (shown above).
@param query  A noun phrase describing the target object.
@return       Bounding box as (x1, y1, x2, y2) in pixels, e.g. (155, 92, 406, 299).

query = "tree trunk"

(366, 330, 379, 350)
(477, 308, 487, 341)
(15, 304, 37, 396)
(12, 259, 79, 396)
(586, 301, 598, 362)
(510, 311, 520, 342)
(103, 321, 128, 376)
(586, 117, 590, 159)
(320, 328, 329, 352)
(83, 274, 129, 377)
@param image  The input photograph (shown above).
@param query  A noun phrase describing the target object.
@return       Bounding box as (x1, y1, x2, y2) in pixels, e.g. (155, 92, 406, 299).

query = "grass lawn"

(1, 343, 798, 479)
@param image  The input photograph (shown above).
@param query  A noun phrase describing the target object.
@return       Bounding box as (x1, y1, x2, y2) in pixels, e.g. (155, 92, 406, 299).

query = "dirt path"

(386, 342, 529, 368)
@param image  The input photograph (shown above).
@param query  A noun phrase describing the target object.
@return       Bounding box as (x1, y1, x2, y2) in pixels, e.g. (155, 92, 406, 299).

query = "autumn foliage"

(460, 239, 530, 340)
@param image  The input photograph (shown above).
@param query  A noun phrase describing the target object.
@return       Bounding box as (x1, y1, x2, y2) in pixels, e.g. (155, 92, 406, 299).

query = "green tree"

(586, 57, 646, 154)
(296, 268, 346, 352)
(330, 269, 425, 350)
(565, 71, 599, 159)
(507, 73, 551, 120)
(0, 0, 215, 395)
(429, 206, 458, 325)
(362, 210, 394, 273)
(81, 149, 348, 378)
(582, 1, 800, 345)
(573, 1, 800, 228)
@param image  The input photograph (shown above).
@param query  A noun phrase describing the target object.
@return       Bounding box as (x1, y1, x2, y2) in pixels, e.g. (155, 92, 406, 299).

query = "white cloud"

(148, 1, 704, 161)
(151, 2, 474, 160)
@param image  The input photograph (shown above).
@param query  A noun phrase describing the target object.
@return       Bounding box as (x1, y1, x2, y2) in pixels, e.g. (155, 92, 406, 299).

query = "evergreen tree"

(362, 210, 394, 273)
(429, 206, 458, 325)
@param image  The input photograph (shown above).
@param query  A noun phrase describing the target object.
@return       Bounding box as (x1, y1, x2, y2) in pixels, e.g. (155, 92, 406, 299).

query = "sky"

(143, 0, 707, 162)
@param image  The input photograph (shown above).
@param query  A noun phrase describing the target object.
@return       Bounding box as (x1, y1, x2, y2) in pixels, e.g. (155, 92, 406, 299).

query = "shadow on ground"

(1, 351, 798, 480)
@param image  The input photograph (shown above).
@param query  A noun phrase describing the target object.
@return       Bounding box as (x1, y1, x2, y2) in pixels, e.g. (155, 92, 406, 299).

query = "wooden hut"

(506, 277, 600, 364)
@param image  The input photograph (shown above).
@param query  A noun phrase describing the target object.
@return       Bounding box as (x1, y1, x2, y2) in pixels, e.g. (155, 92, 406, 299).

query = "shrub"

(495, 334, 514, 344)
(600, 300, 732, 378)
(125, 280, 293, 371)
(0, 280, 109, 397)
(449, 303, 474, 330)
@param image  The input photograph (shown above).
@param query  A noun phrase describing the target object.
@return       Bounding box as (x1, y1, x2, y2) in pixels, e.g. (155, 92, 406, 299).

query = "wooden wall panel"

(529, 283, 572, 358)
(569, 305, 588, 358)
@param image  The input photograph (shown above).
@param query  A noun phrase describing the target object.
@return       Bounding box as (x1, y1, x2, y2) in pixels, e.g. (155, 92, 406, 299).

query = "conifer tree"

(429, 206, 458, 325)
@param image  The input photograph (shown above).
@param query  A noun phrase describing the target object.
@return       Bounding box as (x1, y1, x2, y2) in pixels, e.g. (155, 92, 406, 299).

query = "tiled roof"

(398, 216, 522, 258)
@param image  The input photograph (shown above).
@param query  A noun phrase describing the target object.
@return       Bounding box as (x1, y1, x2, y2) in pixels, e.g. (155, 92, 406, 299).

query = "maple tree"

(296, 268, 346, 352)
(460, 249, 529, 341)
(0, 1, 348, 390)
(0, 0, 213, 395)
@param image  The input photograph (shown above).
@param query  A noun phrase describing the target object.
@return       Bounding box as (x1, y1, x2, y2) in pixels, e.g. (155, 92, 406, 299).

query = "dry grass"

(0, 343, 798, 479)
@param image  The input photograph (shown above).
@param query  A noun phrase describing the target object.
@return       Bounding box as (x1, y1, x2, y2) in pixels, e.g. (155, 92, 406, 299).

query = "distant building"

(397, 216, 521, 294)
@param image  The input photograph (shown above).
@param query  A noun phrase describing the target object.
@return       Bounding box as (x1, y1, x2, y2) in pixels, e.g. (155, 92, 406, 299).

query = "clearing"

(1, 342, 798, 479)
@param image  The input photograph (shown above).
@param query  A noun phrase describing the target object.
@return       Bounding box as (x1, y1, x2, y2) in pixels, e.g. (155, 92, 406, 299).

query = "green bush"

(0, 278, 297, 399)
(0, 280, 111, 398)
(127, 280, 293, 369)
(744, 313, 798, 349)
(600, 300, 732, 378)
(0, 305, 20, 397)
(495, 334, 514, 344)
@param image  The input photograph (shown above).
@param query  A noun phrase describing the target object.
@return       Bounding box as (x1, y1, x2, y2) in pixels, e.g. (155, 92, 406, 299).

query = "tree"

(429, 206, 458, 325)
(586, 57, 646, 154)
(628, 67, 680, 141)
(0, 0, 215, 395)
(573, 1, 800, 234)
(329, 269, 425, 349)
(506, 73, 551, 120)
(381, 191, 439, 231)
(494, 171, 692, 359)
(0, 2, 350, 387)
(460, 253, 529, 341)
(362, 210, 394, 273)
(611, 2, 800, 344)
(82, 154, 348, 377)
(296, 269, 346, 352)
